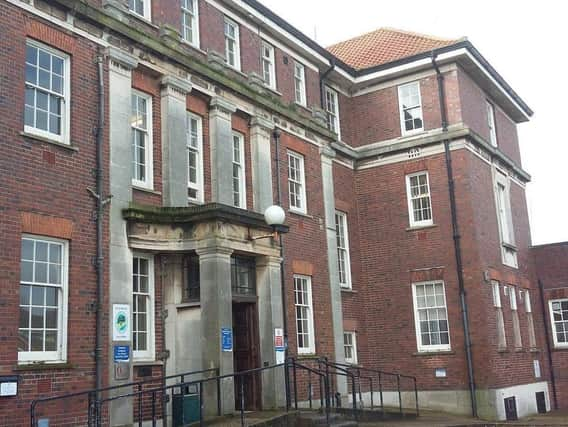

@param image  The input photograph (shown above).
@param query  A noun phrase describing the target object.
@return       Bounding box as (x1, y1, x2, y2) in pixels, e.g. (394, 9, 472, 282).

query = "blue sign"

(221, 328, 233, 352)
(114, 345, 130, 362)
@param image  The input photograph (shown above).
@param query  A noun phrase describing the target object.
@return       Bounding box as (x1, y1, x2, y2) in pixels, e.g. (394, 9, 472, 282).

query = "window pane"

(20, 285, 31, 305)
(32, 286, 45, 306)
(20, 307, 30, 328)
(45, 330, 57, 351)
(21, 261, 33, 283)
(31, 331, 43, 351)
(18, 330, 29, 352)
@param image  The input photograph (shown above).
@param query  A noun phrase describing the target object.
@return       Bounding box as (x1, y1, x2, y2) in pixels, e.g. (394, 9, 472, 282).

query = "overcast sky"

(261, 0, 567, 245)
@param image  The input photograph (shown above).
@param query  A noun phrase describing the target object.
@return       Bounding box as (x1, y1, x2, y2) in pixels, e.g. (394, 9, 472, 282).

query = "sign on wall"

(113, 304, 130, 341)
(221, 328, 233, 352)
(0, 376, 18, 397)
(113, 345, 130, 362)
(274, 328, 285, 364)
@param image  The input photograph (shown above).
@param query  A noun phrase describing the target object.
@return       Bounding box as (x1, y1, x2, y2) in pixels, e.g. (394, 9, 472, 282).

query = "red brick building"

(0, 0, 552, 424)
(532, 242, 568, 410)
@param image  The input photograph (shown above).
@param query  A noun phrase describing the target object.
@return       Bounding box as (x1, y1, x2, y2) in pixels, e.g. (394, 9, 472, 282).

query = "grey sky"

(261, 0, 567, 245)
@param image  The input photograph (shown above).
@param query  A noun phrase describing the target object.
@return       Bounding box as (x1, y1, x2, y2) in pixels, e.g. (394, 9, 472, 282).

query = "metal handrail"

(318, 357, 360, 420)
(30, 367, 219, 427)
(327, 360, 419, 416)
(288, 358, 331, 426)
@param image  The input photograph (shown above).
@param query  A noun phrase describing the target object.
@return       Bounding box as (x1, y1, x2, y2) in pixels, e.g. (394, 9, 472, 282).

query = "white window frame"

(494, 169, 517, 268)
(492, 281, 502, 308)
(487, 101, 498, 147)
(287, 150, 307, 214)
(335, 211, 352, 289)
(261, 41, 276, 90)
(24, 40, 71, 145)
(187, 112, 204, 203)
(406, 171, 433, 228)
(412, 281, 451, 352)
(132, 254, 155, 361)
(128, 0, 151, 20)
(549, 299, 568, 349)
(398, 81, 424, 135)
(131, 90, 154, 190)
(294, 61, 307, 106)
(224, 17, 241, 70)
(294, 275, 315, 355)
(325, 86, 341, 138)
(232, 131, 246, 209)
(18, 234, 68, 363)
(181, 0, 200, 48)
(343, 331, 358, 364)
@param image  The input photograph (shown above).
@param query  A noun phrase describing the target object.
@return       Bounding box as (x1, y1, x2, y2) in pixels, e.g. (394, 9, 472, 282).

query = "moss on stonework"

(53, 0, 335, 140)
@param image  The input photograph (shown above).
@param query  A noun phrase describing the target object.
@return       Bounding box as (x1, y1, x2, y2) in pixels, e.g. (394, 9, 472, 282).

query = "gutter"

(432, 52, 478, 418)
(319, 59, 336, 118)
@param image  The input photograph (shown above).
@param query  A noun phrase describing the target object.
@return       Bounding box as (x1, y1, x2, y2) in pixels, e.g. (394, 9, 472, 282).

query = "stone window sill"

(133, 360, 163, 367)
(176, 301, 201, 310)
(288, 209, 314, 220)
(20, 131, 79, 152)
(297, 354, 319, 360)
(412, 350, 455, 357)
(406, 224, 438, 232)
(340, 287, 357, 294)
(132, 185, 162, 196)
(14, 362, 75, 371)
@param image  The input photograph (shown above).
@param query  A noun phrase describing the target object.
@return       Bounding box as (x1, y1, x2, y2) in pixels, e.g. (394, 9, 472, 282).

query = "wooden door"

(233, 303, 261, 410)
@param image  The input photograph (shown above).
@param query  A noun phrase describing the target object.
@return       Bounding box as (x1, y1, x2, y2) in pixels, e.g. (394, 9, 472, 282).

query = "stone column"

(106, 46, 138, 427)
(161, 76, 192, 207)
(256, 255, 286, 409)
(320, 146, 347, 395)
(250, 117, 275, 213)
(209, 97, 237, 206)
(196, 246, 235, 415)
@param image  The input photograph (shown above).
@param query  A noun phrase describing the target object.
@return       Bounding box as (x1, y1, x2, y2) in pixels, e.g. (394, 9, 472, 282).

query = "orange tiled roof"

(327, 27, 464, 70)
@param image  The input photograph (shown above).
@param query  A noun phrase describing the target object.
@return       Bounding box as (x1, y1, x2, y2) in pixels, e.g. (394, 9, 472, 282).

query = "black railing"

(321, 359, 419, 416)
(30, 367, 219, 427)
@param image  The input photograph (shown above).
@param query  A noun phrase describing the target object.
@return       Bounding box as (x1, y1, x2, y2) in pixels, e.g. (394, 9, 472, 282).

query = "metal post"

(324, 377, 331, 427)
(378, 372, 383, 410)
(87, 391, 94, 427)
(96, 399, 102, 427)
(216, 376, 222, 416)
(351, 374, 357, 420)
(319, 374, 324, 409)
(397, 374, 402, 415)
(30, 401, 36, 427)
(414, 378, 419, 416)
(199, 381, 204, 427)
(138, 384, 143, 427)
(152, 390, 157, 427)
(370, 378, 374, 409)
(240, 377, 245, 427)
(293, 361, 298, 410)
(284, 357, 291, 410)
(357, 370, 363, 408)
(308, 370, 313, 409)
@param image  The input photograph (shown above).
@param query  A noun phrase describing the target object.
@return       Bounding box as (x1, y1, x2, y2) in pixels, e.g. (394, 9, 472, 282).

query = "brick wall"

(0, 4, 106, 425)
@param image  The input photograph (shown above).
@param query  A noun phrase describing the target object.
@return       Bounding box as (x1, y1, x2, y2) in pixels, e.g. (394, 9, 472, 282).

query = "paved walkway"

(362, 409, 568, 426)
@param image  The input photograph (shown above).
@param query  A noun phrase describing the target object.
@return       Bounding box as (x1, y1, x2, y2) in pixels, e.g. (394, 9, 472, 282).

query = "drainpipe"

(538, 279, 558, 409)
(94, 51, 106, 395)
(272, 128, 290, 407)
(432, 52, 478, 417)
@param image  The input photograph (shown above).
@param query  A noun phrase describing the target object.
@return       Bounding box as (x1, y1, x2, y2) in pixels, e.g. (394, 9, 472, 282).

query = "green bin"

(172, 389, 200, 426)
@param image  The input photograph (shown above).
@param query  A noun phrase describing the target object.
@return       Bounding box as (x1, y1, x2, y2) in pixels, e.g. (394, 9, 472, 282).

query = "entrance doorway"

(232, 302, 261, 411)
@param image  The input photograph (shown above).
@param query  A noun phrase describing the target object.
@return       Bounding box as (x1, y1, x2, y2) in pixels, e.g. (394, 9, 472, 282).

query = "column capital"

(106, 46, 138, 72)
(161, 75, 192, 98)
(196, 246, 234, 258)
(210, 97, 237, 115)
(320, 145, 336, 161)
(250, 116, 275, 132)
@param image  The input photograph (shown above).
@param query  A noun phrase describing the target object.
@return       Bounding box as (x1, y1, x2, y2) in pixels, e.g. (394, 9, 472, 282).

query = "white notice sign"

(0, 382, 17, 397)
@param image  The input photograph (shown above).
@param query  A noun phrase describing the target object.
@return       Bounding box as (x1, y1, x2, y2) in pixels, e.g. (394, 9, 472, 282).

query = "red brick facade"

(0, 0, 548, 424)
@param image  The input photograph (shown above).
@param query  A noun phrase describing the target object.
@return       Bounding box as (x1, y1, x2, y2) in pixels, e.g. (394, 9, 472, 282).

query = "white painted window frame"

(232, 131, 247, 209)
(24, 39, 71, 145)
(324, 86, 341, 138)
(294, 61, 307, 106)
(181, 0, 200, 48)
(294, 275, 315, 355)
(406, 171, 433, 228)
(187, 112, 204, 203)
(18, 234, 69, 364)
(493, 169, 517, 268)
(549, 299, 568, 348)
(335, 211, 352, 289)
(287, 150, 307, 214)
(131, 90, 154, 190)
(398, 81, 424, 136)
(128, 0, 151, 20)
(224, 16, 241, 70)
(132, 253, 155, 361)
(412, 281, 451, 352)
(343, 331, 358, 364)
(487, 101, 498, 147)
(261, 41, 276, 90)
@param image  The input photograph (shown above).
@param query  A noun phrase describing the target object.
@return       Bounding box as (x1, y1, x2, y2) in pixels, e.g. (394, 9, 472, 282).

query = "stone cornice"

(51, 0, 335, 140)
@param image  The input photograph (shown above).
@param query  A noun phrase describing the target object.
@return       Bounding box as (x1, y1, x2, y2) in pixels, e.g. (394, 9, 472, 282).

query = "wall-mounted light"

(248, 205, 287, 241)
